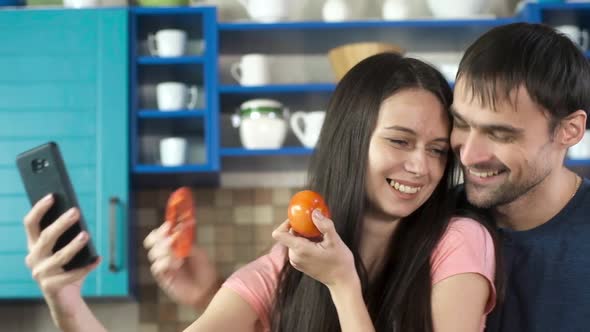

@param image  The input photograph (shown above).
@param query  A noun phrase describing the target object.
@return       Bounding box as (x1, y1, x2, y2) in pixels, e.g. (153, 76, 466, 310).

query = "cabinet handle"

(109, 197, 120, 272)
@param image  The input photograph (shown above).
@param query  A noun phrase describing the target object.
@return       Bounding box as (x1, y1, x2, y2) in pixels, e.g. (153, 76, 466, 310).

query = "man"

(451, 22, 590, 331)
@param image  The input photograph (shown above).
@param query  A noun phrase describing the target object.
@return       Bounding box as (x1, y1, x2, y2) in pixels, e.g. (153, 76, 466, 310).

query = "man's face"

(450, 80, 561, 208)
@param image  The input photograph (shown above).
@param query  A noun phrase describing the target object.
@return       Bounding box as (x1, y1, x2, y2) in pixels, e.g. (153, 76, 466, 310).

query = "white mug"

(238, 0, 288, 23)
(160, 137, 187, 166)
(148, 29, 187, 57)
(568, 130, 590, 159)
(290, 111, 326, 148)
(556, 25, 589, 50)
(156, 82, 199, 111)
(230, 54, 271, 86)
(63, 0, 98, 8)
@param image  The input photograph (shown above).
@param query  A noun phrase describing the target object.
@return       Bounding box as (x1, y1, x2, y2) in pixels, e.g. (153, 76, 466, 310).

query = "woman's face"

(365, 88, 450, 221)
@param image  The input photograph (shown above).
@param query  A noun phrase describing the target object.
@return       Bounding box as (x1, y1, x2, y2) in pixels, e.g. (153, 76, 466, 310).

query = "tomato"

(165, 187, 196, 258)
(288, 190, 331, 239)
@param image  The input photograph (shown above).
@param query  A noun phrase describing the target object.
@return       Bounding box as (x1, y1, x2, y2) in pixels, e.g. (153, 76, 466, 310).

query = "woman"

(23, 53, 501, 332)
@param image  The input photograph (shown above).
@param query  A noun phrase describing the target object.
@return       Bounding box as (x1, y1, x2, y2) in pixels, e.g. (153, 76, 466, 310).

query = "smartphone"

(16, 142, 98, 270)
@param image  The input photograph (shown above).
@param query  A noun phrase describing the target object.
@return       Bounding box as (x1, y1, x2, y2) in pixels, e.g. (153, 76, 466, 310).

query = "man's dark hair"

(457, 22, 590, 131)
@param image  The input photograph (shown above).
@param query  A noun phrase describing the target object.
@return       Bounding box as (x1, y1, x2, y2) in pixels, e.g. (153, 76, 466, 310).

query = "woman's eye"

(388, 139, 408, 146)
(429, 148, 448, 156)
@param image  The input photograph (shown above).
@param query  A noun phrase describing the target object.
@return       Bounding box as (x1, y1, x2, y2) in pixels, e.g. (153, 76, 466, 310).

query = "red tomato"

(288, 190, 331, 239)
(165, 187, 196, 258)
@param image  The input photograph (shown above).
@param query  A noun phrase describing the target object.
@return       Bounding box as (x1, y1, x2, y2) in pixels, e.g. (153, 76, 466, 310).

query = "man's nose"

(458, 131, 493, 167)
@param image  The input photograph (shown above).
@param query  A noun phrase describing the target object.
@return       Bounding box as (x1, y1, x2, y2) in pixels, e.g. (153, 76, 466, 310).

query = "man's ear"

(556, 110, 587, 148)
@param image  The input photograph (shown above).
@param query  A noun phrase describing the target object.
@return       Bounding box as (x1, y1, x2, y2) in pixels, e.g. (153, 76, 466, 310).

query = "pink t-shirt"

(223, 217, 496, 331)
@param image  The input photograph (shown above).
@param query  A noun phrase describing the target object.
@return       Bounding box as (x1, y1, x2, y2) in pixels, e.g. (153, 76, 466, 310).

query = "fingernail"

(42, 194, 53, 202)
(77, 232, 87, 241)
(66, 208, 77, 218)
(313, 209, 324, 220)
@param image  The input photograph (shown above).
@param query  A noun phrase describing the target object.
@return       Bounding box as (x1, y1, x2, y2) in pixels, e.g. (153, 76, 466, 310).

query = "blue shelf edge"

(220, 147, 313, 156)
(566, 159, 590, 167)
(219, 82, 456, 93)
(138, 109, 206, 118)
(132, 6, 217, 15)
(535, 2, 590, 10)
(134, 164, 214, 173)
(137, 56, 206, 65)
(219, 83, 336, 94)
(218, 17, 522, 31)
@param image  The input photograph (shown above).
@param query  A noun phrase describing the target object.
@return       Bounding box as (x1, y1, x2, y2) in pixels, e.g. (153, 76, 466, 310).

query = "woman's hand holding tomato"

(273, 191, 357, 289)
(287, 190, 331, 239)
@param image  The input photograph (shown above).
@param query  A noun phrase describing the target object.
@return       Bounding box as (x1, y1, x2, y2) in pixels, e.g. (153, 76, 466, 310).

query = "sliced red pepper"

(165, 187, 196, 258)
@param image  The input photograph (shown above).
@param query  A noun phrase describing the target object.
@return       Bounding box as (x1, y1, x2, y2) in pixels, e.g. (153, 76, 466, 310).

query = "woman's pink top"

(223, 217, 496, 331)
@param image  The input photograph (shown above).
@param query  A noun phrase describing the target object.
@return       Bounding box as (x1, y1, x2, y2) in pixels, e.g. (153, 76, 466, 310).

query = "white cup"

(148, 29, 187, 57)
(63, 0, 98, 8)
(230, 54, 271, 86)
(238, 0, 288, 23)
(556, 25, 589, 50)
(156, 82, 199, 111)
(290, 111, 326, 148)
(160, 137, 187, 166)
(569, 130, 590, 159)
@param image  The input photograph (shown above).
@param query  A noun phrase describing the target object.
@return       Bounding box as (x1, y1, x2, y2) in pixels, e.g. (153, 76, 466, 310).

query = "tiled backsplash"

(0, 186, 299, 332)
(135, 186, 299, 331)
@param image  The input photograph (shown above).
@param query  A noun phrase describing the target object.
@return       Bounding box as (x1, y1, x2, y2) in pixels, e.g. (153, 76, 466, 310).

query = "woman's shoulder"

(445, 216, 493, 241)
(430, 216, 497, 315)
(431, 216, 496, 284)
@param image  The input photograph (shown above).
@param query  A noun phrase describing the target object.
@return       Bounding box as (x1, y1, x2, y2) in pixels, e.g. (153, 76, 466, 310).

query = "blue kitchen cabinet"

(0, 9, 130, 298)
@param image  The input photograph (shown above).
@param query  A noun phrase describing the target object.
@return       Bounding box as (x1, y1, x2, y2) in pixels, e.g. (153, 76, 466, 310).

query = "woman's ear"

(557, 110, 587, 148)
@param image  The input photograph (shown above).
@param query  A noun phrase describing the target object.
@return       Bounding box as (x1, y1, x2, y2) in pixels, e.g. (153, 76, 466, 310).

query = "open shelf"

(134, 164, 214, 173)
(138, 109, 207, 118)
(218, 18, 522, 31)
(219, 83, 336, 94)
(137, 56, 206, 65)
(566, 159, 590, 167)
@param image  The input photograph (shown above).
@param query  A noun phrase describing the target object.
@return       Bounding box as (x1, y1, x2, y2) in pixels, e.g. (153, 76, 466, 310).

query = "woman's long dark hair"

(270, 53, 503, 331)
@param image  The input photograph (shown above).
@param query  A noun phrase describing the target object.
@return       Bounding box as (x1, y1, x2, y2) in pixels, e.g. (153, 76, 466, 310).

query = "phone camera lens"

(31, 159, 48, 173)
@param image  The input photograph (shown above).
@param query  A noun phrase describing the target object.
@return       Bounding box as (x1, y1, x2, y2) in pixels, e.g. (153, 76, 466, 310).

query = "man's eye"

(490, 132, 515, 143)
(453, 121, 469, 129)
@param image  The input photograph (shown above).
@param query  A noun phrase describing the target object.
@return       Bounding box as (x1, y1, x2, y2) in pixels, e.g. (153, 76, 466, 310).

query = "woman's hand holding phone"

(23, 194, 101, 329)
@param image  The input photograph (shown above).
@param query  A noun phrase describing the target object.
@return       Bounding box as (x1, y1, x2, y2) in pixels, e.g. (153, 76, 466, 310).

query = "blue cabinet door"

(0, 9, 129, 298)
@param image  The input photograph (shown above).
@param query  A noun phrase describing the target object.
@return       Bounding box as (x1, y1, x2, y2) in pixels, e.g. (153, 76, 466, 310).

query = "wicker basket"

(328, 42, 405, 81)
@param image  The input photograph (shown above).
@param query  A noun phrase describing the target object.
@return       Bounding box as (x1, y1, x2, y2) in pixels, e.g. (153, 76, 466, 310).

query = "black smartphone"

(16, 141, 98, 271)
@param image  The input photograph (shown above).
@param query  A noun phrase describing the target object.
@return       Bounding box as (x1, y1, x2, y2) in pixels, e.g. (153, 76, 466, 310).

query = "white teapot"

(232, 99, 288, 149)
(238, 0, 289, 23)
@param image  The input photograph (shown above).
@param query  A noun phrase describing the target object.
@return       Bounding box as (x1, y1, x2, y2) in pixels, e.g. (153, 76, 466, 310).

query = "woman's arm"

(49, 296, 107, 332)
(272, 210, 375, 332)
(431, 273, 489, 332)
(328, 275, 375, 332)
(430, 218, 496, 332)
(23, 195, 106, 332)
(184, 287, 259, 332)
